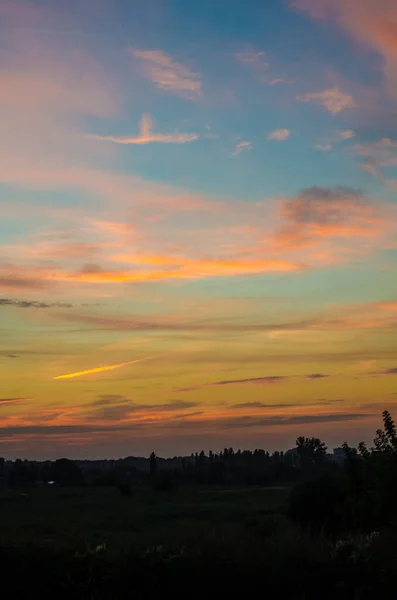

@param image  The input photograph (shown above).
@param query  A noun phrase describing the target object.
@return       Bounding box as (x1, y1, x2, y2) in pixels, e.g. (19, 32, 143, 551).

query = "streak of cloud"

(94, 113, 199, 146)
(173, 372, 331, 392)
(130, 49, 202, 98)
(0, 298, 72, 309)
(0, 398, 33, 405)
(53, 355, 159, 380)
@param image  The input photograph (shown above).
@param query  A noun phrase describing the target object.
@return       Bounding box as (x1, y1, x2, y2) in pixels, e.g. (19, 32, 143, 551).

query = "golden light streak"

(53, 355, 158, 380)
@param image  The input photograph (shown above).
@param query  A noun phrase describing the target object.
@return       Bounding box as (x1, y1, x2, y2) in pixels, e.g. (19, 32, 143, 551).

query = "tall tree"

(150, 452, 157, 477)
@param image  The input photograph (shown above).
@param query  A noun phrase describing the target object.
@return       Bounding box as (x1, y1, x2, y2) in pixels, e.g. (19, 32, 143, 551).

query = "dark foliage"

(289, 475, 348, 533)
(152, 471, 178, 491)
(117, 483, 133, 497)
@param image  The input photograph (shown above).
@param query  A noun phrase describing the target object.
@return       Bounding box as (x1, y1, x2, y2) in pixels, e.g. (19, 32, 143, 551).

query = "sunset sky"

(1, 0, 397, 459)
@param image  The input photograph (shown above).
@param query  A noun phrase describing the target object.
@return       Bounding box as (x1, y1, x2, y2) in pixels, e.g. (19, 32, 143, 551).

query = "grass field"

(1, 484, 392, 598)
(0, 485, 291, 554)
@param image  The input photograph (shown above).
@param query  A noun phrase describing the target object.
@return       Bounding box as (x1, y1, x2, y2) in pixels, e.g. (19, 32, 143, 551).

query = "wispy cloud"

(173, 372, 331, 392)
(298, 87, 356, 114)
(372, 367, 397, 376)
(0, 298, 72, 309)
(0, 398, 33, 405)
(87, 395, 199, 421)
(216, 413, 371, 429)
(130, 49, 202, 98)
(235, 46, 289, 85)
(94, 113, 199, 146)
(268, 129, 290, 141)
(0, 411, 371, 439)
(231, 398, 344, 409)
(232, 140, 252, 156)
(54, 355, 158, 380)
(354, 138, 397, 188)
(315, 130, 355, 152)
(339, 130, 355, 140)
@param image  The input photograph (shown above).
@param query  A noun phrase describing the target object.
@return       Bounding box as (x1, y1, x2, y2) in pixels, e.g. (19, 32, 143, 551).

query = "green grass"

(0, 485, 291, 554)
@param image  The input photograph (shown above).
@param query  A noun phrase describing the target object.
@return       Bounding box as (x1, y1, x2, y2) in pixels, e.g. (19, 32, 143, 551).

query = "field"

(0, 485, 291, 553)
(0, 484, 393, 598)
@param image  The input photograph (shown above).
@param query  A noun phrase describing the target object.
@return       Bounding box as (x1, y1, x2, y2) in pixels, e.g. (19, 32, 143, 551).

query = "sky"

(1, 0, 397, 460)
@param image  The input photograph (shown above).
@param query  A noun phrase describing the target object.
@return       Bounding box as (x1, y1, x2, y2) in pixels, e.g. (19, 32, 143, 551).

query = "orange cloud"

(130, 49, 202, 98)
(274, 186, 387, 250)
(43, 256, 300, 284)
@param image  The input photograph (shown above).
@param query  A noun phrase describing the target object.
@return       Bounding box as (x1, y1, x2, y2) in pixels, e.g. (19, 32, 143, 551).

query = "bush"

(152, 472, 177, 491)
(117, 482, 133, 497)
(289, 476, 348, 533)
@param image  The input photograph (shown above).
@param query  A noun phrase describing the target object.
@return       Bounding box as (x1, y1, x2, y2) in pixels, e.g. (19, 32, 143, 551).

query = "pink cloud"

(297, 87, 356, 114)
(94, 113, 199, 145)
(130, 49, 202, 98)
(294, 0, 397, 98)
(339, 130, 356, 140)
(268, 129, 290, 141)
(232, 140, 252, 156)
(354, 138, 397, 186)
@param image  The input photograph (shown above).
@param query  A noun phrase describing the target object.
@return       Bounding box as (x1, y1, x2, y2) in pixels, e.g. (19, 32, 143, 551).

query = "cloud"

(275, 186, 384, 248)
(235, 49, 268, 66)
(232, 140, 252, 156)
(315, 130, 355, 152)
(293, 0, 397, 98)
(0, 298, 72, 309)
(268, 129, 290, 141)
(0, 277, 51, 290)
(41, 255, 299, 284)
(94, 113, 200, 146)
(0, 411, 371, 439)
(130, 49, 202, 98)
(87, 395, 200, 421)
(231, 399, 343, 409)
(297, 87, 356, 114)
(54, 355, 158, 380)
(354, 138, 397, 187)
(0, 398, 32, 405)
(173, 372, 332, 392)
(218, 413, 371, 429)
(339, 130, 356, 140)
(372, 367, 397, 376)
(235, 47, 289, 86)
(315, 144, 333, 152)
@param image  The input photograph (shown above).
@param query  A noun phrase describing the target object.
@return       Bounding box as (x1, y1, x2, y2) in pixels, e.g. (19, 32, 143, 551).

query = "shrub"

(289, 475, 348, 533)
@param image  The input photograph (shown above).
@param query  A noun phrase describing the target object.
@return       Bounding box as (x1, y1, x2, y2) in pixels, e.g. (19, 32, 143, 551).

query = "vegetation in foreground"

(1, 411, 397, 599)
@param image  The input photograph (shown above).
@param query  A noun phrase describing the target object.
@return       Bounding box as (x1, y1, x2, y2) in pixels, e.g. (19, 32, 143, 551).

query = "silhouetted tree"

(51, 458, 85, 486)
(150, 452, 157, 477)
(296, 436, 327, 473)
(289, 475, 348, 532)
